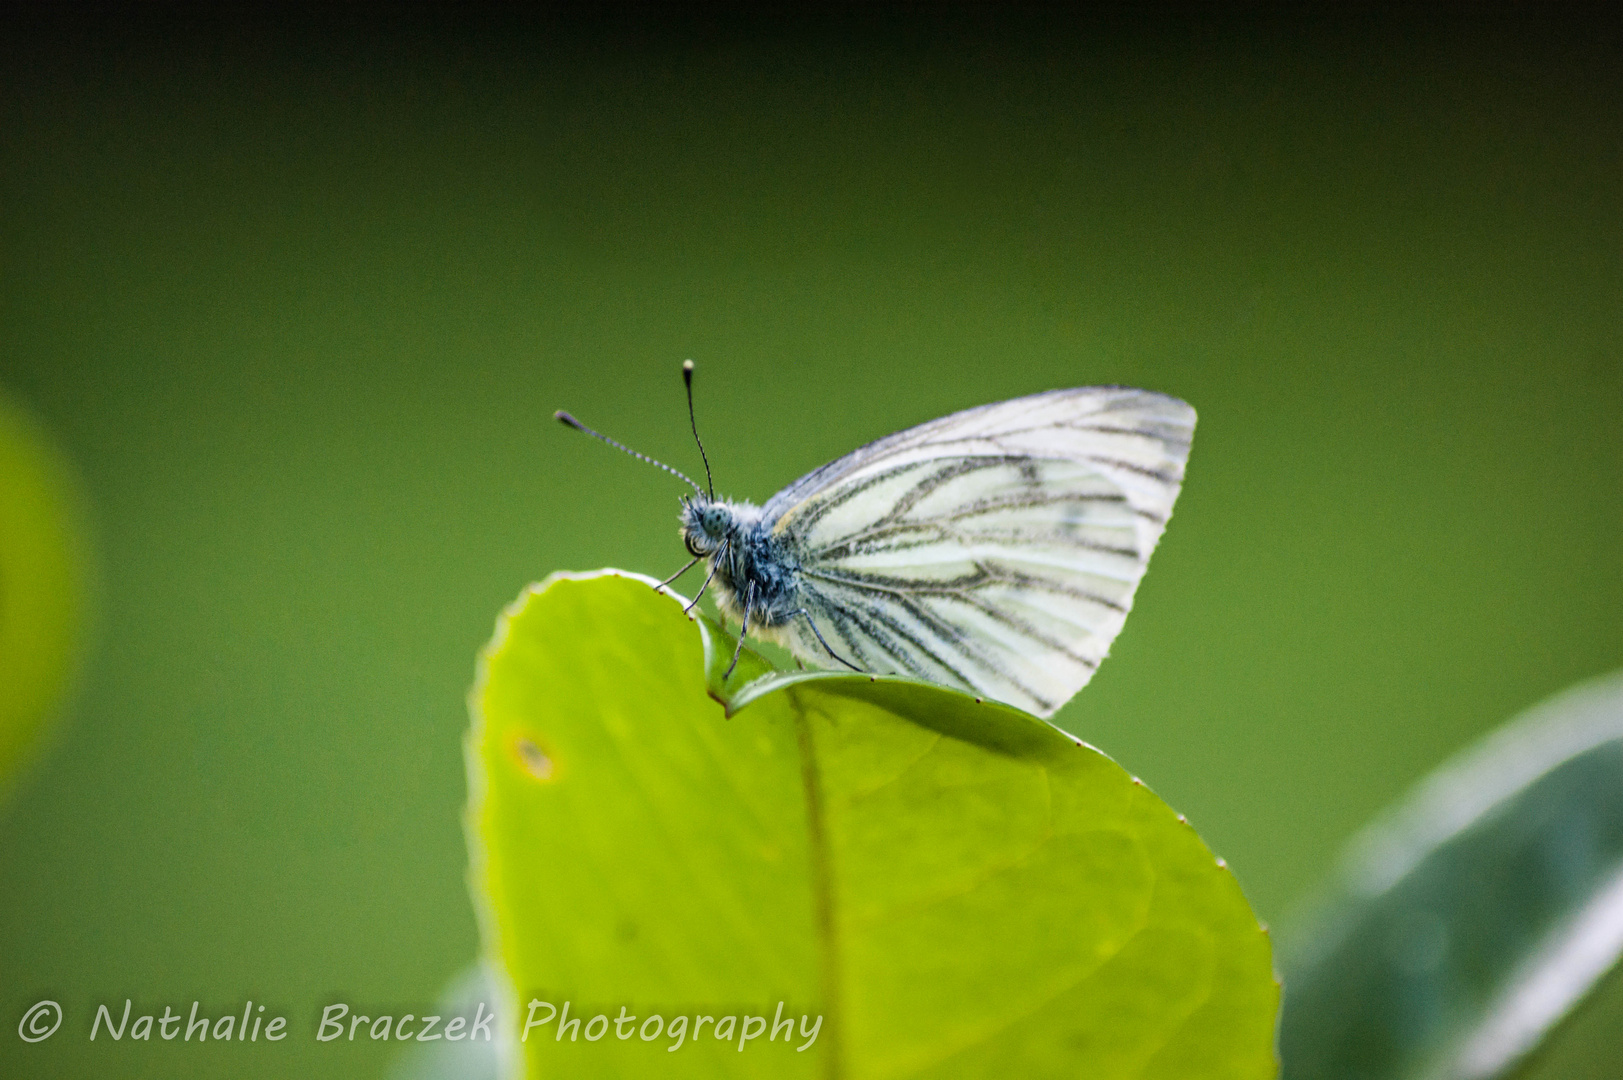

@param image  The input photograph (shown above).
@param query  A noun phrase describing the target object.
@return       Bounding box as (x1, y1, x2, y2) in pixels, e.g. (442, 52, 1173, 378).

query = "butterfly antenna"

(682, 360, 715, 499)
(554, 410, 703, 495)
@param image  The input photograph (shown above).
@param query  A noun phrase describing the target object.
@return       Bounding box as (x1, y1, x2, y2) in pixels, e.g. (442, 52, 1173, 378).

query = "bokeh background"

(2, 6, 1619, 1077)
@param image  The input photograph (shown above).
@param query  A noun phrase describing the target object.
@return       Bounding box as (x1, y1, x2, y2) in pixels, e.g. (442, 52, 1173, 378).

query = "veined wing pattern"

(766, 388, 1195, 717)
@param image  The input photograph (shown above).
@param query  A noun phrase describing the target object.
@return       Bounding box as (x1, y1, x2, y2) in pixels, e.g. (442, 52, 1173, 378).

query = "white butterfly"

(559, 367, 1194, 718)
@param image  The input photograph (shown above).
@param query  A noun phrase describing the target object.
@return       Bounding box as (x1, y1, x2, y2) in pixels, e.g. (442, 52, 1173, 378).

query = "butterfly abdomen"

(733, 527, 803, 628)
(717, 527, 802, 631)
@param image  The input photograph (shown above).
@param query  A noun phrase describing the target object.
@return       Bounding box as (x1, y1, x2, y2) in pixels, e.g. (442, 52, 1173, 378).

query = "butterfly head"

(679, 495, 735, 557)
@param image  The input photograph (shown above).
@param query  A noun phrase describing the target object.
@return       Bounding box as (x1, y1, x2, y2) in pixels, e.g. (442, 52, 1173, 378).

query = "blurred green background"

(1, 6, 1618, 1077)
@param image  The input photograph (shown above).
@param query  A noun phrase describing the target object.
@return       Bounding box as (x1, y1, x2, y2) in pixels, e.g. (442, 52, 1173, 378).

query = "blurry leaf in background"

(391, 963, 503, 1080)
(1279, 671, 1623, 1080)
(0, 389, 90, 798)
(466, 571, 1278, 1079)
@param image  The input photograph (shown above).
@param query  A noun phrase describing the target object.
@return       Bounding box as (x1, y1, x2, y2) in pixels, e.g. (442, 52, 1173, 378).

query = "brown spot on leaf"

(511, 735, 555, 781)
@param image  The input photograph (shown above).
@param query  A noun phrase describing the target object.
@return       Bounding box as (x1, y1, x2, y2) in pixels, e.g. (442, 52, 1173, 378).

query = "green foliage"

(0, 391, 88, 796)
(467, 570, 1278, 1079)
(1280, 671, 1623, 1080)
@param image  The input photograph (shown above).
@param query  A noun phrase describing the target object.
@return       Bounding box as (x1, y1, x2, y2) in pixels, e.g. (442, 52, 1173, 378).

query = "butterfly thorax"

(679, 495, 802, 635)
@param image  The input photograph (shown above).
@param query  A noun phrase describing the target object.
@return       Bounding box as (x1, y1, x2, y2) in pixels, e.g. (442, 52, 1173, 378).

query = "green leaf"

(1279, 670, 1623, 1080)
(0, 391, 89, 796)
(467, 570, 1277, 1079)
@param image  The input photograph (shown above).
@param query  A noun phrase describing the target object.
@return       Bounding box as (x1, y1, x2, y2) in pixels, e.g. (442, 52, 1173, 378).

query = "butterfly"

(557, 363, 1194, 718)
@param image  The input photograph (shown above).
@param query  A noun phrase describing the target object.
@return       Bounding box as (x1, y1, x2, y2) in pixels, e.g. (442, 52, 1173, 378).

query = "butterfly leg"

(790, 608, 862, 672)
(723, 579, 755, 680)
(656, 555, 700, 590)
(683, 541, 728, 615)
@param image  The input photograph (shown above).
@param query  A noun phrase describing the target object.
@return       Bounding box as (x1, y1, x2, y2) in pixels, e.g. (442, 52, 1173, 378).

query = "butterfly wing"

(763, 387, 1194, 718)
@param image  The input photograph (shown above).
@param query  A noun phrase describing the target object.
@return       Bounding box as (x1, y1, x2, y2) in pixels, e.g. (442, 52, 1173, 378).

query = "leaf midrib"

(794, 690, 844, 1080)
